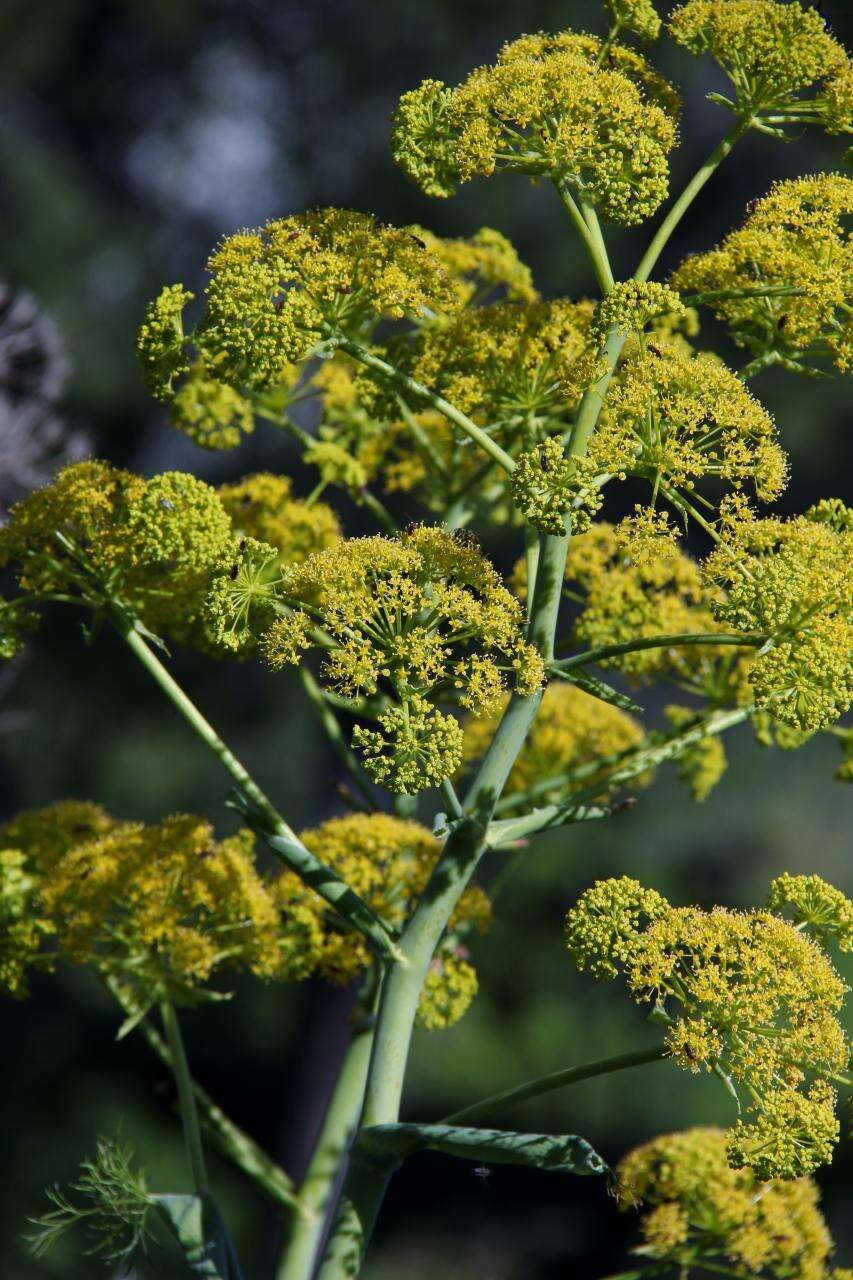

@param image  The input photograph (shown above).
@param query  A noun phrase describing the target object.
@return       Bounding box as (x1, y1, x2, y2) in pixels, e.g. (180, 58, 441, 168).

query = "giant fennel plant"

(0, 2, 851, 1277)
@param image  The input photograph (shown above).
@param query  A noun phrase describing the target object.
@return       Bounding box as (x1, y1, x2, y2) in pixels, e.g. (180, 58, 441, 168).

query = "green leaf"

(152, 1193, 244, 1280)
(359, 1123, 607, 1176)
(550, 664, 643, 714)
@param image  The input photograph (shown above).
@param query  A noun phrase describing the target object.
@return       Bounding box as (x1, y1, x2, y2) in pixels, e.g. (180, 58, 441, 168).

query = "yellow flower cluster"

(578, 342, 788, 507)
(669, 0, 852, 131)
(136, 283, 193, 399)
(0, 804, 489, 1031)
(704, 503, 853, 730)
(0, 461, 233, 634)
(410, 225, 538, 307)
(137, 210, 462, 447)
(566, 876, 850, 1177)
(170, 364, 256, 450)
(615, 1126, 845, 1278)
(593, 281, 686, 341)
(219, 472, 341, 564)
(462, 683, 647, 811)
(672, 174, 853, 373)
(261, 526, 544, 792)
(767, 873, 853, 952)
(510, 436, 584, 535)
(0, 848, 52, 997)
(606, 0, 662, 42)
(391, 31, 678, 224)
(409, 298, 598, 427)
(563, 522, 716, 680)
(0, 803, 282, 1009)
(273, 814, 490, 1026)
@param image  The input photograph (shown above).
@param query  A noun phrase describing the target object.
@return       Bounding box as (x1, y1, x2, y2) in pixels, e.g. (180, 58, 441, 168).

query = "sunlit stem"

(160, 1001, 208, 1195)
(335, 337, 515, 475)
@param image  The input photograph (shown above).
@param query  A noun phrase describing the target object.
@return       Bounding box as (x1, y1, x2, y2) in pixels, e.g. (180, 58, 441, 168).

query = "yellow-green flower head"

(605, 0, 662, 42)
(351, 697, 465, 794)
(0, 800, 114, 875)
(410, 298, 598, 427)
(218, 472, 341, 564)
(272, 815, 490, 1012)
(303, 439, 369, 494)
(261, 526, 544, 793)
(672, 174, 853, 373)
(580, 342, 788, 507)
(511, 437, 584, 534)
(417, 951, 479, 1029)
(392, 31, 678, 224)
(122, 471, 232, 575)
(462, 683, 646, 812)
(40, 814, 284, 1008)
(704, 505, 853, 730)
(203, 537, 282, 655)
(170, 364, 255, 450)
(194, 209, 460, 391)
(136, 284, 193, 400)
(669, 0, 851, 130)
(727, 1081, 840, 1183)
(0, 460, 146, 596)
(665, 704, 729, 801)
(409, 225, 538, 306)
(568, 876, 850, 1177)
(565, 876, 670, 979)
(0, 848, 53, 997)
(562, 521, 718, 682)
(767, 873, 853, 952)
(616, 1126, 839, 1277)
(593, 281, 686, 341)
(0, 463, 234, 634)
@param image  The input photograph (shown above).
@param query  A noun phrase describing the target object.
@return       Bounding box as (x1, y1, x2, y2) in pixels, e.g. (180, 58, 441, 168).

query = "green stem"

(567, 119, 751, 455)
(552, 632, 766, 671)
(299, 666, 378, 809)
(634, 117, 753, 283)
(118, 620, 294, 840)
(315, 530, 570, 1279)
(441, 1046, 668, 1127)
(126, 993, 303, 1213)
(553, 182, 614, 294)
(160, 1001, 208, 1195)
(276, 1003, 377, 1280)
(334, 338, 516, 475)
(569, 705, 753, 803)
(118, 618, 403, 965)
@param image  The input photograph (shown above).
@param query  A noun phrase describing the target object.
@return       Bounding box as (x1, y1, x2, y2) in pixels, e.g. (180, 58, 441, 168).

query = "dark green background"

(0, 1, 850, 1275)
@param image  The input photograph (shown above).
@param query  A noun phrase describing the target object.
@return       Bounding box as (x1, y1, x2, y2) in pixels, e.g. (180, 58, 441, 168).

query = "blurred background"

(0, 0, 851, 1275)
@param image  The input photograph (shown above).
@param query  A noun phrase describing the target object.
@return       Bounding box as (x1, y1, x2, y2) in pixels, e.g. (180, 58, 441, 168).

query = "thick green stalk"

(335, 337, 515, 475)
(442, 1046, 668, 1127)
(276, 1009, 376, 1280)
(160, 1001, 208, 1195)
(315, 531, 570, 1279)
